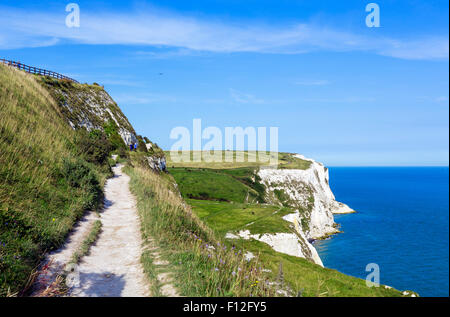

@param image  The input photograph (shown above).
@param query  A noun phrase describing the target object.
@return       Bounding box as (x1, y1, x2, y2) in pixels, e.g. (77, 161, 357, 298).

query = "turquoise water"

(313, 167, 449, 297)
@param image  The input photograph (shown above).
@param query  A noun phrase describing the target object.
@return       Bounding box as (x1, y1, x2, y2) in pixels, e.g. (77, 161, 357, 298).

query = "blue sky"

(0, 0, 448, 166)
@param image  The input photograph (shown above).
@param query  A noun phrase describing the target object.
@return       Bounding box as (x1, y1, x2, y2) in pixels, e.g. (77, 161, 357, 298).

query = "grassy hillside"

(167, 154, 407, 297)
(188, 200, 292, 235)
(125, 152, 273, 296)
(169, 167, 264, 203)
(190, 198, 402, 296)
(0, 65, 115, 296)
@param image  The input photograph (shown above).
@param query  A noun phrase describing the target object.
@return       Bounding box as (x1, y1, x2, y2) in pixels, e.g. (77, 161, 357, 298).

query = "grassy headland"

(165, 154, 405, 296)
(165, 151, 311, 170)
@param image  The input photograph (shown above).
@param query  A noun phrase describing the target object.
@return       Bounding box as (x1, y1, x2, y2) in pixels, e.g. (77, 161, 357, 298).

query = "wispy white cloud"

(113, 92, 177, 105)
(133, 48, 206, 59)
(295, 79, 330, 86)
(300, 96, 376, 103)
(417, 95, 450, 104)
(229, 89, 265, 104)
(436, 96, 449, 103)
(99, 79, 144, 87)
(0, 5, 448, 60)
(377, 37, 449, 60)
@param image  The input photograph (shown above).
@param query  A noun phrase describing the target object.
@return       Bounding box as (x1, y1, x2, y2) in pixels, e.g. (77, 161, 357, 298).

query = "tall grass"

(0, 65, 109, 296)
(125, 154, 275, 296)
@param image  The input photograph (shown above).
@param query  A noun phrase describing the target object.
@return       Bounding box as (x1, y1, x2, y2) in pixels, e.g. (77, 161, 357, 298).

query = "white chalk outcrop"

(226, 153, 354, 266)
(258, 154, 354, 240)
(51, 84, 138, 146)
(227, 229, 323, 267)
(332, 201, 355, 214)
(146, 156, 167, 172)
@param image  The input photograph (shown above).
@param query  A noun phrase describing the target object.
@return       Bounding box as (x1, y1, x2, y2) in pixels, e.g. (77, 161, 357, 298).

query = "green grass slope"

(125, 153, 273, 296)
(169, 167, 263, 203)
(0, 65, 114, 296)
(168, 154, 407, 297)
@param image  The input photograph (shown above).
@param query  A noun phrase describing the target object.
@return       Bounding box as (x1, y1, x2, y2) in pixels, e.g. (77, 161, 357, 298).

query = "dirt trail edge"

(68, 164, 149, 297)
(32, 163, 180, 297)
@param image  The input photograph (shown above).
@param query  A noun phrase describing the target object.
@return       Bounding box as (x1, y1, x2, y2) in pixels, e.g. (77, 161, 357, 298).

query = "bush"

(103, 120, 127, 151)
(118, 146, 129, 159)
(137, 135, 148, 153)
(75, 129, 112, 166)
(61, 158, 101, 209)
(109, 133, 127, 151)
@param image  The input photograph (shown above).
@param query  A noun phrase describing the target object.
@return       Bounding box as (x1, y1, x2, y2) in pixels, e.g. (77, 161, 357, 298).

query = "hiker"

(134, 143, 138, 151)
(129, 143, 133, 151)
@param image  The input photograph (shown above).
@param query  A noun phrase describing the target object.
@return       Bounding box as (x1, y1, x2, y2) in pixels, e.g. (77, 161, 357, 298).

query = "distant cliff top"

(164, 151, 312, 170)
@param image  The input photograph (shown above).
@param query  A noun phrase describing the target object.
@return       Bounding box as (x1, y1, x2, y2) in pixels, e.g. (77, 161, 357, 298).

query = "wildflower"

(232, 271, 236, 276)
(52, 218, 56, 222)
(215, 268, 219, 271)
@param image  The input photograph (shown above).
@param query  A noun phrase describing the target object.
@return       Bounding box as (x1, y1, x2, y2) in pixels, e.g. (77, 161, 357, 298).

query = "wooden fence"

(0, 58, 79, 83)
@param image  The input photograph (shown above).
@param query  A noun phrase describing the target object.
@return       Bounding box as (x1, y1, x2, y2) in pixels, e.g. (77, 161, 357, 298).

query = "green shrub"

(61, 158, 101, 209)
(103, 120, 127, 151)
(75, 129, 112, 166)
(137, 135, 148, 153)
(118, 146, 129, 159)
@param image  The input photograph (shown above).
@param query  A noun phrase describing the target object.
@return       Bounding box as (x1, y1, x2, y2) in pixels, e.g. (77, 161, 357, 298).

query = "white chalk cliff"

(227, 154, 354, 266)
(259, 154, 354, 240)
(56, 87, 138, 146)
(43, 81, 167, 172)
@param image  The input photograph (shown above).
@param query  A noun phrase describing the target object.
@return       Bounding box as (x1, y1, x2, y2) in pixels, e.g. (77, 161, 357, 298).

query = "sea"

(313, 167, 449, 297)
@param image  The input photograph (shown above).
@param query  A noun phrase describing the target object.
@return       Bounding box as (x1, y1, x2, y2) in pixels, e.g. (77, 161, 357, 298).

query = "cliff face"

(39, 78, 167, 172)
(227, 227, 323, 267)
(259, 155, 353, 239)
(254, 154, 354, 265)
(40, 78, 138, 146)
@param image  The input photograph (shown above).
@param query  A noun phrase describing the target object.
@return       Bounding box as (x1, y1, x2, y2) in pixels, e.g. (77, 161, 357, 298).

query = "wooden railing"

(0, 58, 79, 83)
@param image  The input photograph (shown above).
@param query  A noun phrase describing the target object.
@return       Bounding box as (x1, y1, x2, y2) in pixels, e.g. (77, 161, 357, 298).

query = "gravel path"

(68, 164, 149, 297)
